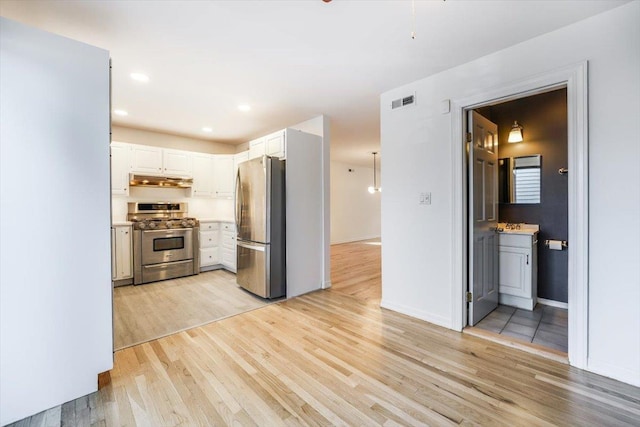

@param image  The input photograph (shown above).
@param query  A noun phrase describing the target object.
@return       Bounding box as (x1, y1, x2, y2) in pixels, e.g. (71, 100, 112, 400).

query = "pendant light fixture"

(508, 121, 524, 143)
(367, 152, 381, 194)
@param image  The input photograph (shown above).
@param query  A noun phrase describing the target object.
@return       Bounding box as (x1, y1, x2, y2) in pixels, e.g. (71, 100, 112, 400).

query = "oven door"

(141, 228, 193, 265)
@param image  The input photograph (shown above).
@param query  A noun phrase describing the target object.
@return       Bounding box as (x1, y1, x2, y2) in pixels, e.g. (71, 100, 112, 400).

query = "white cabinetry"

(163, 148, 193, 176)
(200, 221, 220, 269)
(130, 144, 192, 177)
(130, 144, 163, 174)
(498, 233, 538, 310)
(213, 155, 234, 198)
(220, 222, 236, 272)
(111, 225, 133, 283)
(248, 137, 266, 160)
(110, 142, 130, 195)
(192, 153, 214, 197)
(265, 130, 286, 158)
(234, 151, 249, 175)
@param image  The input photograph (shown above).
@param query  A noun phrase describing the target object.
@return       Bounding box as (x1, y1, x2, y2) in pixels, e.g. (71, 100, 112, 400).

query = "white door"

(469, 110, 499, 325)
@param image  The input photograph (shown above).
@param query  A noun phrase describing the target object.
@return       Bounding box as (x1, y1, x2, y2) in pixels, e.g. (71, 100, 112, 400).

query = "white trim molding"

(450, 61, 589, 369)
(381, 300, 452, 330)
(537, 298, 569, 310)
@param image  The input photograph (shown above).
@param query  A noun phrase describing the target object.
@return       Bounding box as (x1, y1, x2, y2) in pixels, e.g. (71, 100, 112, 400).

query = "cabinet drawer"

(200, 222, 219, 232)
(220, 222, 235, 232)
(200, 247, 220, 267)
(200, 230, 219, 248)
(498, 233, 534, 248)
(222, 231, 235, 249)
(222, 250, 236, 266)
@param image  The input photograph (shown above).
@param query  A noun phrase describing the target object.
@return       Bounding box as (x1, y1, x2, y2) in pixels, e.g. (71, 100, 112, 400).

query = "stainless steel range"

(127, 202, 200, 285)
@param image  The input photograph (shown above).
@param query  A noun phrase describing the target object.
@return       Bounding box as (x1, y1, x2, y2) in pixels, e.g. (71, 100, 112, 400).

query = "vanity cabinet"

(498, 233, 538, 310)
(112, 225, 133, 283)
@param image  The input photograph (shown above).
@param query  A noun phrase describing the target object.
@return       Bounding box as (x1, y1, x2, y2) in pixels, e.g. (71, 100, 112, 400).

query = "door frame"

(450, 62, 589, 369)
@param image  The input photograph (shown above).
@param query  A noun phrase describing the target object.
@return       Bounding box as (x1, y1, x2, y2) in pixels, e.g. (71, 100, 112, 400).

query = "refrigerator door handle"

(235, 169, 242, 230)
(237, 241, 266, 252)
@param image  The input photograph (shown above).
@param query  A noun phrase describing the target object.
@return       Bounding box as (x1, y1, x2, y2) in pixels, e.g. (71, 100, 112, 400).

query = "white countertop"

(498, 223, 539, 235)
(199, 218, 234, 223)
(112, 221, 132, 227)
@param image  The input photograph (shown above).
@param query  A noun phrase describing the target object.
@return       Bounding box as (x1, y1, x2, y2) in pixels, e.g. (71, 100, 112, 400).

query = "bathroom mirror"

(498, 154, 541, 204)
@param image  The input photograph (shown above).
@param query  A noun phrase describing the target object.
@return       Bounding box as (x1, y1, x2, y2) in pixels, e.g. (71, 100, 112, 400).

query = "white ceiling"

(0, 0, 627, 165)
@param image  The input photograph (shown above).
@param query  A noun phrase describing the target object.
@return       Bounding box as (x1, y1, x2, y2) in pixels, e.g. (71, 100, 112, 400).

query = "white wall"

(290, 115, 332, 289)
(0, 18, 113, 425)
(380, 2, 640, 386)
(330, 161, 381, 244)
(112, 125, 236, 155)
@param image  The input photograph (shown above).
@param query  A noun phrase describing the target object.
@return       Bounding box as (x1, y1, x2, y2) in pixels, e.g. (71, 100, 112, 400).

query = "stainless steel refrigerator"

(235, 155, 286, 298)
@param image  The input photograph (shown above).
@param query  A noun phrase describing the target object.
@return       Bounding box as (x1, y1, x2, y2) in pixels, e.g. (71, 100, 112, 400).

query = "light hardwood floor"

(9, 240, 640, 426)
(114, 270, 271, 350)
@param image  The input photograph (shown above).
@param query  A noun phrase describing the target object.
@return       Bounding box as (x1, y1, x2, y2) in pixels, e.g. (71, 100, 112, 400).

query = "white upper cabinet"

(162, 148, 193, 177)
(130, 144, 163, 174)
(129, 144, 193, 177)
(213, 155, 234, 198)
(265, 130, 286, 158)
(110, 141, 131, 195)
(191, 153, 214, 197)
(234, 151, 249, 175)
(248, 137, 266, 160)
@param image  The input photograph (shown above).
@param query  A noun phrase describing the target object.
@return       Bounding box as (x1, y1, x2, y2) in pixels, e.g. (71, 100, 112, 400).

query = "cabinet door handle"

(526, 254, 529, 265)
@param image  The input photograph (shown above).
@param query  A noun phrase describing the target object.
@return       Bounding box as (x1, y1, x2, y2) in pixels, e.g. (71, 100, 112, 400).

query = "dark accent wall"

(481, 89, 568, 303)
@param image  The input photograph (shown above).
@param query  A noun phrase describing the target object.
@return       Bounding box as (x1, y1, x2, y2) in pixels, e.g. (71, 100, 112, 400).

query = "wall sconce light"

(508, 121, 524, 143)
(367, 152, 381, 193)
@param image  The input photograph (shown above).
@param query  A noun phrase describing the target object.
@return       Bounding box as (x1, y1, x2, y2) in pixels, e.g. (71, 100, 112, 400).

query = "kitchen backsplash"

(112, 187, 234, 222)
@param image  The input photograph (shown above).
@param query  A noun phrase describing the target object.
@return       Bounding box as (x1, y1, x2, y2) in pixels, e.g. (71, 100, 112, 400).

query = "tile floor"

(475, 304, 568, 352)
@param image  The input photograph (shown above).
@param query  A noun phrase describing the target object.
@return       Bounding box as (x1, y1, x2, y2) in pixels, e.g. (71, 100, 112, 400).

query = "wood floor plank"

(8, 239, 640, 426)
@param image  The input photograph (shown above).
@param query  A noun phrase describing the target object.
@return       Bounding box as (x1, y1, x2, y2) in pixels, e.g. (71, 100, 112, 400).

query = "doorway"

(450, 62, 589, 368)
(466, 89, 570, 354)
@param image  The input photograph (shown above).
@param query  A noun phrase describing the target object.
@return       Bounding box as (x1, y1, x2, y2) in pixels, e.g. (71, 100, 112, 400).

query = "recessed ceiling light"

(113, 109, 128, 116)
(202, 127, 213, 133)
(238, 104, 251, 112)
(130, 73, 149, 83)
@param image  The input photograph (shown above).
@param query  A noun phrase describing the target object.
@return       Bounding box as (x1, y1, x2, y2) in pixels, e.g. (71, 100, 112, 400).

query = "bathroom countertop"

(498, 223, 539, 235)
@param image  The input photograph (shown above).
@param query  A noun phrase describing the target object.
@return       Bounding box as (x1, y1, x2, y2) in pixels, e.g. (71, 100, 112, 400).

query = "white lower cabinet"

(498, 233, 538, 310)
(200, 222, 220, 268)
(112, 225, 133, 283)
(199, 221, 236, 273)
(220, 222, 236, 272)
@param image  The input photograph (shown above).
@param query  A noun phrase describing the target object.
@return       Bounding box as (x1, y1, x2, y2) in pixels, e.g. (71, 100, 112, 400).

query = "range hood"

(129, 173, 193, 188)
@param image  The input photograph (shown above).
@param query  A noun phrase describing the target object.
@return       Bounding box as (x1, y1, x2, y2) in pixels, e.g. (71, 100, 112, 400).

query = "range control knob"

(138, 222, 146, 229)
(186, 219, 195, 227)
(181, 220, 189, 227)
(165, 221, 173, 228)
(148, 221, 157, 229)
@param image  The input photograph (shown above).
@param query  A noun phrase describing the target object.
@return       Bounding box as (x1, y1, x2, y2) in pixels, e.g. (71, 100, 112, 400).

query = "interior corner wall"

(380, 2, 639, 386)
(111, 125, 236, 154)
(0, 18, 113, 425)
(330, 161, 381, 244)
(290, 115, 332, 289)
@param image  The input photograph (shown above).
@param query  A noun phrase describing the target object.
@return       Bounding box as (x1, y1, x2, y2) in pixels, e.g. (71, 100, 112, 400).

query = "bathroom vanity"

(498, 223, 539, 310)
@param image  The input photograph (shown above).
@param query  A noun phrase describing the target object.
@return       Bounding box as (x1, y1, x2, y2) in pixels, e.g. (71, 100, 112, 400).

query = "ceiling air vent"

(391, 94, 415, 110)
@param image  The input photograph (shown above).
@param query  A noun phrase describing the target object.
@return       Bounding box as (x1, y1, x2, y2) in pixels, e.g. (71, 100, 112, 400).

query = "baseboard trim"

(331, 235, 381, 245)
(380, 300, 451, 329)
(587, 358, 640, 387)
(537, 298, 568, 309)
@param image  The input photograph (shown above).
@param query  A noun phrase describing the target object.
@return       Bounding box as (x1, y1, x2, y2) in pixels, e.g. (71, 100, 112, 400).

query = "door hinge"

(466, 292, 472, 303)
(466, 132, 472, 143)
